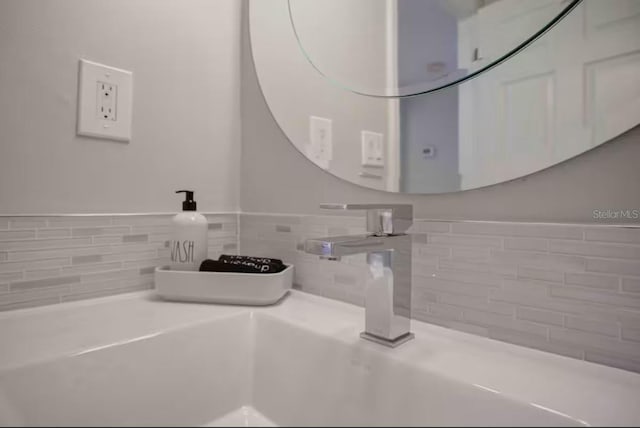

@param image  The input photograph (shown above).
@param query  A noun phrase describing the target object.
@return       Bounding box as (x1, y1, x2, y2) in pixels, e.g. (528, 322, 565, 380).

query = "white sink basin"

(0, 291, 638, 426)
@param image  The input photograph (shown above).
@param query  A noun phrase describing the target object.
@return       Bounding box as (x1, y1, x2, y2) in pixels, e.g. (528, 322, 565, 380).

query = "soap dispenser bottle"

(170, 190, 208, 271)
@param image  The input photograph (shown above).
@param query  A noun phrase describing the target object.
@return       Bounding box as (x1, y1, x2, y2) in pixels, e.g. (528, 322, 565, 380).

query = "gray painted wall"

(241, 3, 640, 223)
(0, 0, 241, 214)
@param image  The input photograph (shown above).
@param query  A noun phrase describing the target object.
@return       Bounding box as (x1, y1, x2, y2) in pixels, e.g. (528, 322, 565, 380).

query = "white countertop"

(1, 290, 639, 426)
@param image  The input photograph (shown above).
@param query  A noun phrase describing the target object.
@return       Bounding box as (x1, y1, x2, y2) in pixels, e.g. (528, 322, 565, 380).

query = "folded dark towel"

(218, 254, 284, 267)
(199, 259, 268, 274)
(199, 256, 286, 274)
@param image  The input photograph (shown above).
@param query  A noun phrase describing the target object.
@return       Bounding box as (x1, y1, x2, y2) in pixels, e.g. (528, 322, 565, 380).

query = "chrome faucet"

(305, 204, 414, 348)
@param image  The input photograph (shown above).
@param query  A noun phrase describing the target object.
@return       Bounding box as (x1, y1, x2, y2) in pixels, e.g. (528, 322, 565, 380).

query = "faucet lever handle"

(319, 204, 413, 235)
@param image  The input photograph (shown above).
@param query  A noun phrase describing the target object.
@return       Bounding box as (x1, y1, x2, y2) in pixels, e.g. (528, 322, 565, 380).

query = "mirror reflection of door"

(401, 0, 640, 192)
(458, 0, 640, 189)
(251, 0, 640, 194)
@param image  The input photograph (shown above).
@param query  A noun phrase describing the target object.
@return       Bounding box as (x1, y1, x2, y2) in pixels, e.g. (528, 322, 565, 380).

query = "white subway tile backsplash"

(504, 237, 548, 252)
(451, 222, 583, 240)
(131, 224, 172, 235)
(122, 258, 166, 270)
(414, 289, 438, 304)
(48, 216, 112, 227)
(10, 275, 81, 292)
(427, 302, 464, 321)
(423, 268, 503, 287)
(618, 310, 640, 328)
(549, 239, 640, 260)
(449, 247, 489, 261)
(0, 285, 69, 307)
(8, 245, 113, 262)
(247, 214, 303, 225)
(550, 327, 640, 358)
(409, 221, 450, 233)
(438, 292, 514, 315)
(65, 276, 153, 298)
(71, 226, 131, 237)
(492, 288, 621, 323)
(585, 227, 640, 244)
(414, 276, 492, 298)
(2, 212, 638, 373)
(9, 218, 48, 229)
(551, 286, 640, 310)
(622, 277, 640, 293)
(0, 272, 24, 283)
(80, 268, 140, 284)
(586, 258, 640, 276)
(0, 237, 92, 251)
(565, 315, 619, 337)
(0, 213, 238, 313)
(0, 230, 36, 241)
(102, 250, 159, 262)
(429, 234, 502, 249)
(411, 234, 428, 244)
(25, 267, 61, 280)
(122, 234, 149, 243)
(36, 228, 71, 239)
(463, 308, 548, 336)
(517, 266, 563, 283)
(0, 297, 61, 311)
(490, 250, 586, 272)
(72, 254, 103, 265)
(0, 258, 70, 273)
(93, 236, 127, 245)
(108, 243, 160, 254)
(565, 272, 619, 290)
(438, 259, 517, 277)
(502, 278, 553, 297)
(239, 213, 640, 373)
(111, 215, 170, 226)
(622, 328, 640, 343)
(516, 307, 564, 326)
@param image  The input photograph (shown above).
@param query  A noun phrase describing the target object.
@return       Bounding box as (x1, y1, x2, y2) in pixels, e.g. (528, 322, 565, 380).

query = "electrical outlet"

(308, 116, 332, 169)
(97, 81, 117, 121)
(78, 59, 132, 142)
(361, 130, 384, 167)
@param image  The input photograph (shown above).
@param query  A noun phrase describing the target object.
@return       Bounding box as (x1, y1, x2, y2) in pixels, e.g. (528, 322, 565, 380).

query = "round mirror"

(249, 0, 640, 193)
(287, 0, 582, 97)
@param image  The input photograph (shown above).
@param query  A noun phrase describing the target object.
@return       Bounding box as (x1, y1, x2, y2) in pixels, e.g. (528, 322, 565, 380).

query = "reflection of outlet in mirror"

(422, 145, 436, 159)
(97, 81, 117, 121)
(361, 130, 384, 167)
(309, 116, 332, 168)
(77, 59, 133, 142)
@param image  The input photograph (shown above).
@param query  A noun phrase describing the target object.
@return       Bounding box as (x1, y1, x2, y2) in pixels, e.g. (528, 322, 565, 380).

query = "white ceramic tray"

(154, 264, 293, 306)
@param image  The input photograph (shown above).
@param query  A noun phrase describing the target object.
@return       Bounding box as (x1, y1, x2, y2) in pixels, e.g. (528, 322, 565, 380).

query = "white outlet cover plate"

(77, 59, 133, 142)
(361, 130, 384, 167)
(307, 116, 332, 170)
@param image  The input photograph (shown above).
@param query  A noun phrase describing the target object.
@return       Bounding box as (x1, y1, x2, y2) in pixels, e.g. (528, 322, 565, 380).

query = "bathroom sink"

(0, 291, 638, 426)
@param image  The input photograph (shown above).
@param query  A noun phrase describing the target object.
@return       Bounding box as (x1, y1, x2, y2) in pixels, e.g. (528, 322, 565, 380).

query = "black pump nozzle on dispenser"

(176, 190, 197, 211)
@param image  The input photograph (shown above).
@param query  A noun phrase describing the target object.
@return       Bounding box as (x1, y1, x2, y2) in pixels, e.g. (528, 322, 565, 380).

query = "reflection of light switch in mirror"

(422, 145, 436, 159)
(361, 131, 384, 167)
(308, 116, 332, 169)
